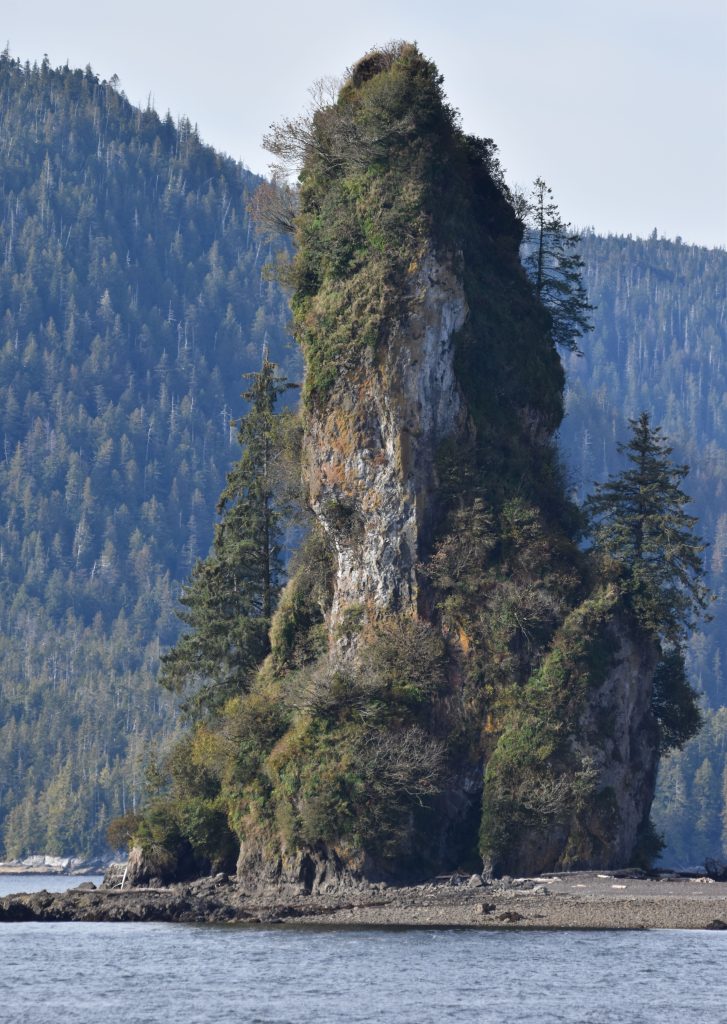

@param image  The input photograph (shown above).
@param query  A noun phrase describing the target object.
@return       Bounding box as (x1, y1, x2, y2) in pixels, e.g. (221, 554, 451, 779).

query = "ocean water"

(1, 876, 725, 1023)
(0, 874, 104, 897)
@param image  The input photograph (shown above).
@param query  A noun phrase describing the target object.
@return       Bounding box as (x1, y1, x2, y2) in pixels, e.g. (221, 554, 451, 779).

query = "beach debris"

(497, 911, 525, 923)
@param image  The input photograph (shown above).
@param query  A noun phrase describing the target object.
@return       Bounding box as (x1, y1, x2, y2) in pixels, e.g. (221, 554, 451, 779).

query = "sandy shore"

(2, 870, 727, 929)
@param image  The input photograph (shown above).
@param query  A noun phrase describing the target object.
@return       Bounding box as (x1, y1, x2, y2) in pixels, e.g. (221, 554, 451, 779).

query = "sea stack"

(232, 43, 661, 889)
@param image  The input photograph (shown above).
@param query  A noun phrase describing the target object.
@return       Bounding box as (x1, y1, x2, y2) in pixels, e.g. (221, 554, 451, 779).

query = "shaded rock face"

(119, 845, 195, 888)
(304, 252, 468, 634)
(236, 840, 376, 895)
(494, 620, 659, 878)
(573, 622, 660, 869)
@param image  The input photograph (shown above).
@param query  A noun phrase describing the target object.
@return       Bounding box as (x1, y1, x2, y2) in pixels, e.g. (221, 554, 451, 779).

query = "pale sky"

(4, 0, 727, 247)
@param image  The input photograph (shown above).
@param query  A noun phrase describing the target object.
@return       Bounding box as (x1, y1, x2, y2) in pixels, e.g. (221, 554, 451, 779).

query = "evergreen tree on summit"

(521, 177, 594, 354)
(160, 354, 295, 719)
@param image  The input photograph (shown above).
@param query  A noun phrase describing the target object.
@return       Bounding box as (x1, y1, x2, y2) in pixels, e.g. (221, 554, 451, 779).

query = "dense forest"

(560, 232, 727, 865)
(0, 53, 295, 857)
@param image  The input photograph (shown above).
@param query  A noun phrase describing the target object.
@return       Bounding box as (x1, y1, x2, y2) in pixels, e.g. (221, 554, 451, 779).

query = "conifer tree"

(586, 412, 710, 757)
(521, 177, 594, 353)
(585, 412, 711, 646)
(159, 352, 294, 717)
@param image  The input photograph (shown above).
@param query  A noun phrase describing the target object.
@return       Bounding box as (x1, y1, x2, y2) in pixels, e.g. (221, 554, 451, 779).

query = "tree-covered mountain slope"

(561, 232, 727, 864)
(0, 52, 294, 858)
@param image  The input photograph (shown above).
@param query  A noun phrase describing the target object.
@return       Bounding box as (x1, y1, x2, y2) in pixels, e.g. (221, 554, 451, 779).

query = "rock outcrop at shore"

(129, 43, 667, 888)
(227, 43, 662, 885)
(484, 614, 661, 877)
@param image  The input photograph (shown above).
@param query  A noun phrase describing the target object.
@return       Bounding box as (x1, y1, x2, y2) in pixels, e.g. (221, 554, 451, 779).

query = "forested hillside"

(561, 232, 727, 864)
(0, 53, 294, 857)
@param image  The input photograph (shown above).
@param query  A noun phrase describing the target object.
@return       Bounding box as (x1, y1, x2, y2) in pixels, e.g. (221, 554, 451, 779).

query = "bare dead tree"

(248, 178, 298, 237)
(262, 76, 342, 180)
(356, 726, 446, 802)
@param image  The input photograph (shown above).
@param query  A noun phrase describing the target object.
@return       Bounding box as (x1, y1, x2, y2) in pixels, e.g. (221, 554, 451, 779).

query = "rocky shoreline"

(2, 870, 727, 930)
(0, 856, 108, 875)
(0, 866, 104, 876)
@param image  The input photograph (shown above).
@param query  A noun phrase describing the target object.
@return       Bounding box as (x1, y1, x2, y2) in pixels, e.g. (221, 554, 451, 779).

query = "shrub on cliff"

(480, 587, 621, 873)
(227, 616, 452, 870)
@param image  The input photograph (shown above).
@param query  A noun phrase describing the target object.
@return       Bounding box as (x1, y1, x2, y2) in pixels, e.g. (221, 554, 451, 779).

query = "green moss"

(480, 586, 621, 868)
(268, 525, 334, 673)
(266, 716, 361, 848)
(217, 613, 452, 865)
(334, 602, 366, 642)
(290, 43, 565, 419)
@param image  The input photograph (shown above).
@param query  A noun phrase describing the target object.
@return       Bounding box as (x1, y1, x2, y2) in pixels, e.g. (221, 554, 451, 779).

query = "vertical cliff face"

(305, 252, 468, 630)
(482, 602, 660, 877)
(230, 43, 662, 889)
(576, 623, 660, 867)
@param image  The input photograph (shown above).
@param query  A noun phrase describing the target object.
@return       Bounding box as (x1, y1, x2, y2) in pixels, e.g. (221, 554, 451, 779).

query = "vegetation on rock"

(1, 45, 717, 875)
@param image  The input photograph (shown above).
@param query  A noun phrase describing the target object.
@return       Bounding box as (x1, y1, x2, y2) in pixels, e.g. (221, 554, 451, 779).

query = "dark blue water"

(1, 878, 725, 1023)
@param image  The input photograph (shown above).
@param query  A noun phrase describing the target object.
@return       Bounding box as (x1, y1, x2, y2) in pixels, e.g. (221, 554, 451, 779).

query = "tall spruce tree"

(159, 352, 294, 718)
(586, 412, 711, 646)
(522, 177, 594, 353)
(586, 412, 710, 756)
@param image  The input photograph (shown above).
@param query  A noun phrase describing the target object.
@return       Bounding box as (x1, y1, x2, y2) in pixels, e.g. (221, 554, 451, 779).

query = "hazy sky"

(5, 0, 726, 247)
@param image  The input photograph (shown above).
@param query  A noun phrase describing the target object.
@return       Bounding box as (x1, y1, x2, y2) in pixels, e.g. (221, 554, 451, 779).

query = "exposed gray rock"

(117, 845, 179, 888)
(568, 619, 659, 869)
(236, 840, 374, 896)
(101, 862, 127, 889)
(304, 250, 468, 633)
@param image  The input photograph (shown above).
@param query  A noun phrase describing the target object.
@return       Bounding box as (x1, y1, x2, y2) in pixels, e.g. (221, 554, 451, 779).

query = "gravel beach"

(2, 870, 727, 929)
